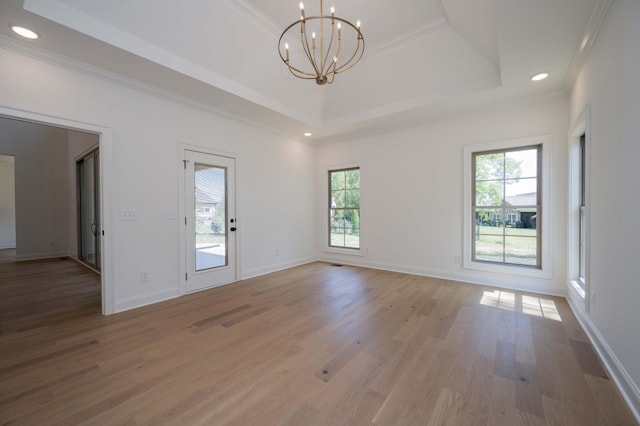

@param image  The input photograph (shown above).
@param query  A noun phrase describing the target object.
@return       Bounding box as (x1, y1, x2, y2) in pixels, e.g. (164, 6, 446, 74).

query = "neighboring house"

(505, 192, 537, 228)
(195, 187, 219, 220)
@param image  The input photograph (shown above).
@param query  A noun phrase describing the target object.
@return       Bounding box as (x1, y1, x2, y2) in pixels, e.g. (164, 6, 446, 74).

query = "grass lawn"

(330, 233, 360, 249)
(195, 221, 226, 245)
(475, 225, 537, 264)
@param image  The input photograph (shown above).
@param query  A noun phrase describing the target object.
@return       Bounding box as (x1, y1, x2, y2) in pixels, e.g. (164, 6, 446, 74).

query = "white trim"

(323, 247, 365, 257)
(564, 0, 612, 91)
(567, 104, 591, 312)
(115, 287, 180, 313)
(567, 296, 640, 424)
(15, 252, 69, 262)
(241, 257, 316, 280)
(316, 256, 565, 297)
(0, 105, 115, 315)
(463, 135, 552, 280)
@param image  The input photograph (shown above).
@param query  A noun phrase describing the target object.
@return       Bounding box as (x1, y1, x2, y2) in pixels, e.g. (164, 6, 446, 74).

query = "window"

(578, 134, 586, 287)
(329, 167, 360, 249)
(568, 106, 590, 308)
(472, 145, 541, 268)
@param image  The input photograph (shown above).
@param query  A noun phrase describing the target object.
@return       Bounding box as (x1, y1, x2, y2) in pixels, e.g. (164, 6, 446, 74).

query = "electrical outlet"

(140, 271, 150, 282)
(454, 255, 461, 264)
(275, 249, 280, 257)
(164, 209, 177, 220)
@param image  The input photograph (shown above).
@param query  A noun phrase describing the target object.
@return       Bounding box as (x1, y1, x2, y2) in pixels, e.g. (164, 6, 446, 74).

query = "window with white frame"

(568, 106, 591, 308)
(329, 167, 360, 249)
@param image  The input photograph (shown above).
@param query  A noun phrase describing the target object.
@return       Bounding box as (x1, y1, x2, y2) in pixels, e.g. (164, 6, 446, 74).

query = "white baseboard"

(15, 251, 69, 261)
(0, 243, 16, 249)
(115, 287, 180, 313)
(567, 297, 640, 424)
(317, 255, 566, 297)
(241, 256, 316, 280)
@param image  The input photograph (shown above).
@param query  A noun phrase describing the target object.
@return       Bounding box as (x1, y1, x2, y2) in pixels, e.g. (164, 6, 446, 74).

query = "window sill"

(324, 247, 364, 257)
(463, 259, 551, 279)
(569, 279, 586, 299)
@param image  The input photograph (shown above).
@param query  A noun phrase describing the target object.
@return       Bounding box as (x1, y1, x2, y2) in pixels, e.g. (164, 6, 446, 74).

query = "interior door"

(184, 150, 236, 292)
(77, 149, 100, 271)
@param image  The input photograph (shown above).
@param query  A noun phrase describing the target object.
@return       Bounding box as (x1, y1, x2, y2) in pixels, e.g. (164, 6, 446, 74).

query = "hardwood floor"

(0, 253, 636, 425)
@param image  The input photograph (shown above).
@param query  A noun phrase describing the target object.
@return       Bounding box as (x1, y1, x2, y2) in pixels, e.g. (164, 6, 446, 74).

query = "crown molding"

(366, 18, 449, 60)
(563, 0, 612, 91)
(225, 0, 282, 36)
(0, 35, 309, 142)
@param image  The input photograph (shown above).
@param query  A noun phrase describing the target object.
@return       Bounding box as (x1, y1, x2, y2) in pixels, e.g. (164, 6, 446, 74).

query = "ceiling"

(0, 0, 605, 142)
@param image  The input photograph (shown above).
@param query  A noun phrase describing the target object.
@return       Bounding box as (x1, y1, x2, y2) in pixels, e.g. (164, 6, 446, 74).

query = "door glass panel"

(94, 151, 101, 270)
(194, 163, 227, 271)
(80, 155, 97, 268)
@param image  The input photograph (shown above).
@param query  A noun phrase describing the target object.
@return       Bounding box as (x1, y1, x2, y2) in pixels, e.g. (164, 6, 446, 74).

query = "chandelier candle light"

(278, 0, 365, 85)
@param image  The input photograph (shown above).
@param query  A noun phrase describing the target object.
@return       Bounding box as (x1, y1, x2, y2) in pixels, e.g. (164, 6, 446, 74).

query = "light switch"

(120, 209, 138, 221)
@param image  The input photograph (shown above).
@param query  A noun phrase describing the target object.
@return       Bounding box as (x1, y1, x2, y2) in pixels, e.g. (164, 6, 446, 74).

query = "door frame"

(0, 105, 115, 315)
(178, 144, 240, 295)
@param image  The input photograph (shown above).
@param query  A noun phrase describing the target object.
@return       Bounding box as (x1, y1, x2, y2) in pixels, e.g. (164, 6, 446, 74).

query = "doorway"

(0, 106, 114, 314)
(77, 148, 101, 271)
(183, 149, 237, 292)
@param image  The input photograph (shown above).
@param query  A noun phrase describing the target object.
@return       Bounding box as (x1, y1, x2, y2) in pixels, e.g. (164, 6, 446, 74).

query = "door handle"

(90, 223, 97, 236)
(230, 227, 237, 232)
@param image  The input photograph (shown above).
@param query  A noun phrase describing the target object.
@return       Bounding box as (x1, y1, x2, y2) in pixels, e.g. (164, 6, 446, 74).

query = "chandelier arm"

(319, 0, 324, 72)
(320, 20, 337, 77)
(327, 60, 337, 84)
(287, 67, 319, 80)
(328, 28, 342, 77)
(287, 63, 323, 78)
(300, 20, 321, 75)
(334, 35, 365, 74)
(278, 33, 318, 78)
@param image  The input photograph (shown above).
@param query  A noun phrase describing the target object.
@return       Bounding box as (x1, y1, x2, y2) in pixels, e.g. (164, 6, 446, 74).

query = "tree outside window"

(329, 168, 360, 249)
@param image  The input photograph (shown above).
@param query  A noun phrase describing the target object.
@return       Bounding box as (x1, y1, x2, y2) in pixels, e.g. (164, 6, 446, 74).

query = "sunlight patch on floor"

(480, 290, 561, 321)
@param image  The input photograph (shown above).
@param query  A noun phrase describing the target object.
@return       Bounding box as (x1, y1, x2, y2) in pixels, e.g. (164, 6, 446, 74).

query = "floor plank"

(0, 250, 637, 425)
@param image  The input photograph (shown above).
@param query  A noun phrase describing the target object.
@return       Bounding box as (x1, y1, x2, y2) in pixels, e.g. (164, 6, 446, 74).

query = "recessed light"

(530, 72, 549, 82)
(303, 132, 312, 137)
(11, 26, 38, 39)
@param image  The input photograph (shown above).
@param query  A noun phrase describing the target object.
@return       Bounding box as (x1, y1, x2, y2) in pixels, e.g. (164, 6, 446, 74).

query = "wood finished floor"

(0, 250, 636, 425)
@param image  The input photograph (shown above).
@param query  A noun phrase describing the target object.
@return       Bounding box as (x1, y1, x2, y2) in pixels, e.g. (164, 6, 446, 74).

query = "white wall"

(0, 47, 316, 312)
(0, 154, 16, 248)
(569, 0, 640, 416)
(0, 118, 71, 260)
(317, 95, 569, 295)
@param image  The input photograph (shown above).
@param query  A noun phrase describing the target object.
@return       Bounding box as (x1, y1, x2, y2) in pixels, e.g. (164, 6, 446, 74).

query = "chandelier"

(278, 1, 365, 85)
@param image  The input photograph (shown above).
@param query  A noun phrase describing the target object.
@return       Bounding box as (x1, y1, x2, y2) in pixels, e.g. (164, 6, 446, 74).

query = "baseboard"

(317, 255, 566, 297)
(241, 256, 316, 280)
(15, 251, 69, 261)
(567, 297, 640, 423)
(0, 244, 16, 249)
(115, 287, 180, 313)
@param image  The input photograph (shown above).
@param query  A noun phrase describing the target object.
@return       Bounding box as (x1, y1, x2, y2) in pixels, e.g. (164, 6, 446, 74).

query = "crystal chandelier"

(278, 1, 365, 85)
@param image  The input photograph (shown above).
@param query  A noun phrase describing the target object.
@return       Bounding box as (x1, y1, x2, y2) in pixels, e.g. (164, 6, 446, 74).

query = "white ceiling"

(0, 0, 603, 142)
